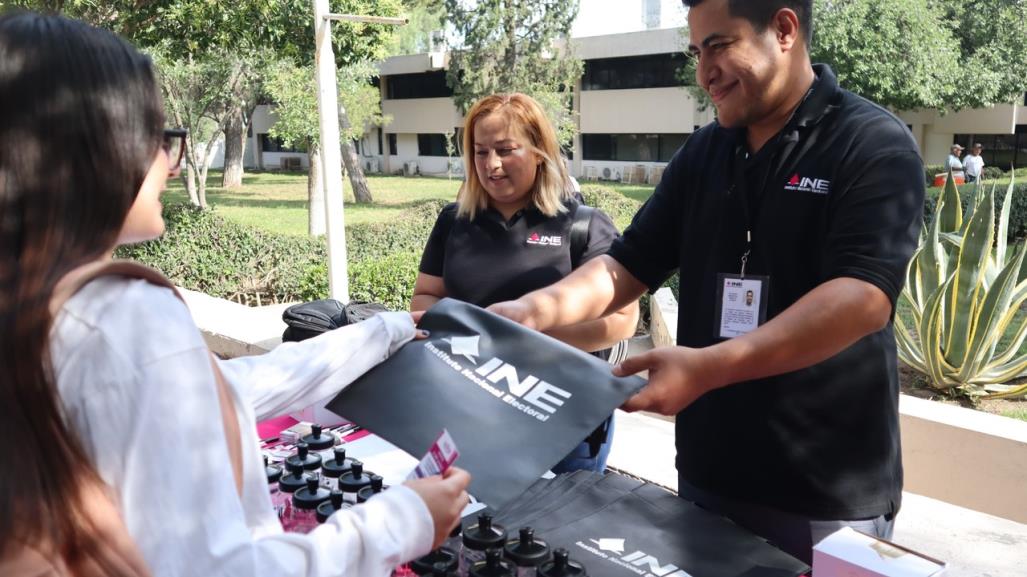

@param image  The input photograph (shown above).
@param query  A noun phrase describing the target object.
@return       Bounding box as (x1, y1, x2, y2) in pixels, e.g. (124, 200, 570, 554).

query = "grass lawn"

(167, 170, 463, 235)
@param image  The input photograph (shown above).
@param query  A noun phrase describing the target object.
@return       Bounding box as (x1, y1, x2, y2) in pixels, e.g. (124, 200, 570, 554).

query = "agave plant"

(896, 172, 1027, 398)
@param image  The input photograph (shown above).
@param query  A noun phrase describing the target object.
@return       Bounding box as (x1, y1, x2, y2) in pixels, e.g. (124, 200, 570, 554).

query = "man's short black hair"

(683, 0, 813, 47)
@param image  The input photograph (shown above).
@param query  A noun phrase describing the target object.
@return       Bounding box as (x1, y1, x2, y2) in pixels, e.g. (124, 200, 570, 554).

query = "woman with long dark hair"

(0, 12, 468, 576)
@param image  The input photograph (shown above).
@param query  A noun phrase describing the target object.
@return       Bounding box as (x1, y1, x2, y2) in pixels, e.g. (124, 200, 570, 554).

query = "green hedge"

(924, 182, 1027, 242)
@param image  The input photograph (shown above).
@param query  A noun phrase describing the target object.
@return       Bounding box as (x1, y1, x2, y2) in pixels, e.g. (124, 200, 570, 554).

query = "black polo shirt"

(608, 65, 924, 520)
(420, 199, 619, 308)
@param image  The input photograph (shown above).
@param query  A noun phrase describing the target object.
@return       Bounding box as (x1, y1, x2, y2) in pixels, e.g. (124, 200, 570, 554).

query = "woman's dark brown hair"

(0, 11, 162, 573)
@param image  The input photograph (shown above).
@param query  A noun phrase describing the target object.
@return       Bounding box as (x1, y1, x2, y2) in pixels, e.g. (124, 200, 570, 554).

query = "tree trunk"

(308, 145, 326, 237)
(221, 105, 247, 188)
(184, 163, 199, 206)
(339, 110, 373, 203)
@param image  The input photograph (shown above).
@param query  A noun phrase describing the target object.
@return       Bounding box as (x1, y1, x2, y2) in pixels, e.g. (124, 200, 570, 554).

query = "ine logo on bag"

(426, 333, 573, 422)
(577, 538, 695, 577)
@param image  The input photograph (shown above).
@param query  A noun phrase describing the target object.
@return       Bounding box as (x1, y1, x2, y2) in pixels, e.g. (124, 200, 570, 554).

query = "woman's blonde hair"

(457, 93, 572, 219)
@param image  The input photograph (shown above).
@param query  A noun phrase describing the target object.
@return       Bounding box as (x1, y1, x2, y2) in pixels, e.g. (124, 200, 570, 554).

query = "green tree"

(443, 0, 583, 148)
(264, 60, 390, 235)
(388, 0, 445, 56)
(810, 0, 1027, 112)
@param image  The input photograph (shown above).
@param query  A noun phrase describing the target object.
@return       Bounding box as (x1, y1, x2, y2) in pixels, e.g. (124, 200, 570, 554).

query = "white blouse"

(51, 276, 433, 577)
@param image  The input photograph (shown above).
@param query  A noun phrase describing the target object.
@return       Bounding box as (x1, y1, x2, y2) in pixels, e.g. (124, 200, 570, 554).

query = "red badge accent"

(788, 174, 800, 185)
(528, 232, 540, 242)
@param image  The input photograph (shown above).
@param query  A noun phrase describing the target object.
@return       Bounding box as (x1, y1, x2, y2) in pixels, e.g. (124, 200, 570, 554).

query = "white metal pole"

(313, 0, 349, 302)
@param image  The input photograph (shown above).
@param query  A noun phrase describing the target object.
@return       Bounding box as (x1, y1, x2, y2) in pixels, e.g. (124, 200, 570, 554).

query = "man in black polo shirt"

(489, 0, 924, 564)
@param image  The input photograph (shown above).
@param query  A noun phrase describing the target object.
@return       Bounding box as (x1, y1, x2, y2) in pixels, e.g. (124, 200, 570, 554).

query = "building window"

(259, 134, 306, 153)
(582, 133, 689, 162)
(386, 71, 453, 99)
(388, 133, 397, 156)
(417, 133, 459, 157)
(377, 129, 383, 155)
(956, 128, 1027, 169)
(582, 53, 690, 91)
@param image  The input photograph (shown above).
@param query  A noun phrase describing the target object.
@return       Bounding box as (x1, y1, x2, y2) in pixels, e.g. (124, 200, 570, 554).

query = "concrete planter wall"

(649, 287, 1027, 525)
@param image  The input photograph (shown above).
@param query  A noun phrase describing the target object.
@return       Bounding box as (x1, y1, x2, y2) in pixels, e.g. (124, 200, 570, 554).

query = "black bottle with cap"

(289, 475, 331, 533)
(279, 462, 310, 495)
(264, 455, 282, 487)
(503, 527, 549, 576)
(316, 489, 350, 523)
(429, 560, 458, 577)
(410, 547, 458, 576)
(285, 442, 323, 472)
(469, 548, 514, 577)
(300, 424, 335, 451)
(337, 460, 374, 502)
(537, 548, 587, 577)
(461, 513, 506, 573)
(356, 474, 386, 503)
(321, 445, 355, 490)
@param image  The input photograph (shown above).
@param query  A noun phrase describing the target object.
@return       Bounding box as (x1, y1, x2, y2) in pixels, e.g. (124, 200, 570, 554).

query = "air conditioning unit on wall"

(280, 156, 301, 171)
(365, 158, 380, 173)
(404, 161, 419, 177)
(601, 166, 622, 182)
(448, 158, 464, 174)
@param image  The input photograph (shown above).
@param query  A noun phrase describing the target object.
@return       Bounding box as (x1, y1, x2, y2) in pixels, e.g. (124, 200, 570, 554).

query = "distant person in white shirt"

(963, 143, 985, 183)
(946, 144, 965, 175)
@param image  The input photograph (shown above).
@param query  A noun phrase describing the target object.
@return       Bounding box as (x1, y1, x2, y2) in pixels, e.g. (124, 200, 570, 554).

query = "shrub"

(982, 166, 1006, 181)
(897, 176, 1027, 399)
(924, 164, 946, 187)
(925, 182, 1027, 242)
(581, 184, 642, 231)
(298, 251, 422, 311)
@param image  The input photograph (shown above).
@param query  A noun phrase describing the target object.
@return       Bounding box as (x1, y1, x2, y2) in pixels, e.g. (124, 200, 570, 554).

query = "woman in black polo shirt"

(411, 93, 639, 472)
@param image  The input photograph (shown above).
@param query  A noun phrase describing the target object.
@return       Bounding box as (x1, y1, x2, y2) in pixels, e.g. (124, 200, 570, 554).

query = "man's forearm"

(705, 277, 892, 390)
(544, 301, 639, 352)
(524, 255, 647, 331)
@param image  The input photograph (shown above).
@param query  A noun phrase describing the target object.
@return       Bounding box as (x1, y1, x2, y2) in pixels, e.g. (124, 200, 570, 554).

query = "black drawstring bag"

(282, 299, 389, 342)
(326, 298, 645, 509)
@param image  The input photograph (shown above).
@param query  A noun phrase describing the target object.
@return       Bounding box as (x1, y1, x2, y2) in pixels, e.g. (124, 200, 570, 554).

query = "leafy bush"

(581, 184, 643, 231)
(897, 176, 1027, 399)
(925, 182, 1027, 242)
(299, 251, 423, 311)
(924, 164, 947, 187)
(982, 166, 1006, 180)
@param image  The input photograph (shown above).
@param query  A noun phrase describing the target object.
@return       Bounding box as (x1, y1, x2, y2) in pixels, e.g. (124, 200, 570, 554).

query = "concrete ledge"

(179, 287, 290, 357)
(649, 283, 1027, 524)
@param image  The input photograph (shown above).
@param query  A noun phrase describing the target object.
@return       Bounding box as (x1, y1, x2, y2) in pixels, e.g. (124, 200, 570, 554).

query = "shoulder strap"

(570, 204, 595, 269)
(52, 260, 244, 498)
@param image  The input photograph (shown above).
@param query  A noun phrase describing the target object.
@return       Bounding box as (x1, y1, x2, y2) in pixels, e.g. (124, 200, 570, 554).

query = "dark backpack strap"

(570, 204, 595, 270)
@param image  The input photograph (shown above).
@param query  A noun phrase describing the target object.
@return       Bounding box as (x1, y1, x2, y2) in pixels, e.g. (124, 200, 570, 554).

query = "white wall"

(382, 98, 463, 134)
(580, 87, 696, 133)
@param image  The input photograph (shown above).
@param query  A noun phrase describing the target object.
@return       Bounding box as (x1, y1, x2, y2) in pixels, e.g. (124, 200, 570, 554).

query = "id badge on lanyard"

(715, 146, 771, 339)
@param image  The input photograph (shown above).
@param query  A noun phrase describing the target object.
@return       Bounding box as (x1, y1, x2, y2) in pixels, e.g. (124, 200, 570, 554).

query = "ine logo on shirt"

(527, 231, 563, 246)
(784, 173, 831, 195)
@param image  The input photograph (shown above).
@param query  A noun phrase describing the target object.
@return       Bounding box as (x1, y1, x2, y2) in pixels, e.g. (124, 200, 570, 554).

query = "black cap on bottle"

(410, 547, 458, 576)
(293, 474, 331, 510)
(316, 489, 349, 523)
(538, 548, 587, 577)
(503, 527, 549, 568)
(462, 513, 506, 552)
(356, 474, 386, 503)
(300, 424, 335, 451)
(431, 561, 456, 577)
(264, 455, 282, 485)
(322, 445, 354, 479)
(285, 442, 323, 471)
(469, 548, 513, 577)
(279, 463, 309, 494)
(337, 460, 373, 493)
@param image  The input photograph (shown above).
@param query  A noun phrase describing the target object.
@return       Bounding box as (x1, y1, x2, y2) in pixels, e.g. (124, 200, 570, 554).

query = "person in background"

(946, 143, 965, 175)
(0, 12, 468, 577)
(488, 0, 923, 564)
(963, 143, 985, 183)
(411, 93, 639, 473)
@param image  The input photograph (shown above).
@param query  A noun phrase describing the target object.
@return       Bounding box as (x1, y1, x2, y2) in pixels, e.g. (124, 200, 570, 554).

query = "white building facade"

(239, 27, 1027, 179)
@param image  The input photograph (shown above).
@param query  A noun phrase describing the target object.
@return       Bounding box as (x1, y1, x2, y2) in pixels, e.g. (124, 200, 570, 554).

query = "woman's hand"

(404, 467, 472, 548)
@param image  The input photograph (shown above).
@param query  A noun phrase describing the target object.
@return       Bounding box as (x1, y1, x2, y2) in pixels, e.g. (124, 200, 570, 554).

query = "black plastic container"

(410, 547, 458, 576)
(300, 424, 335, 451)
(289, 475, 331, 533)
(461, 513, 506, 574)
(321, 445, 355, 490)
(337, 460, 374, 503)
(286, 442, 323, 472)
(503, 527, 549, 577)
(537, 549, 587, 577)
(356, 474, 386, 503)
(469, 548, 514, 577)
(316, 489, 350, 523)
